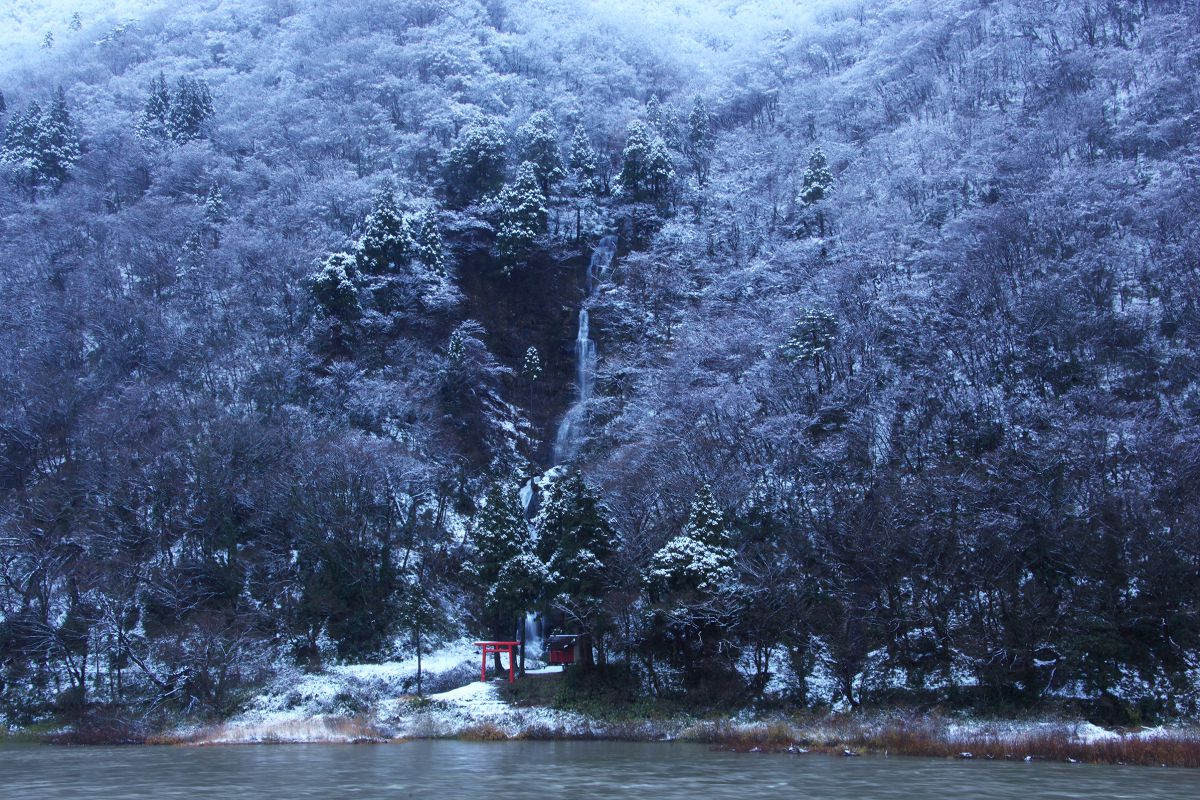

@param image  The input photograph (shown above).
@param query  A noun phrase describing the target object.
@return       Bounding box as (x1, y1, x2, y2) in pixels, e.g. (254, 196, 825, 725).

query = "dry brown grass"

(705, 718, 1200, 768)
(458, 722, 510, 741)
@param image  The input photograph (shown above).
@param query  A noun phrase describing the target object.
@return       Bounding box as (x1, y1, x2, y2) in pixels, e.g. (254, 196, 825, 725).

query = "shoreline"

(18, 709, 1200, 768)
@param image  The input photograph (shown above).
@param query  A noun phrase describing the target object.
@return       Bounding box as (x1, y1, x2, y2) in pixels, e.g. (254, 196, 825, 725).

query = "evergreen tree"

(534, 471, 618, 666)
(798, 146, 833, 235)
(782, 307, 837, 366)
(355, 190, 412, 274)
(42, 32, 54, 50)
(522, 345, 542, 417)
(521, 346, 542, 382)
(643, 485, 741, 685)
(70, 13, 82, 32)
(310, 253, 361, 322)
(203, 183, 227, 248)
(517, 111, 564, 196)
(167, 76, 214, 142)
(799, 146, 833, 206)
(1, 91, 80, 195)
(496, 161, 547, 274)
(684, 97, 715, 185)
(618, 120, 652, 200)
(1, 102, 44, 187)
(40, 87, 81, 187)
(0, 90, 6, 116)
(137, 72, 172, 142)
(446, 324, 468, 364)
(645, 135, 675, 204)
(645, 95, 677, 144)
(646, 485, 738, 599)
(469, 482, 545, 663)
(412, 207, 445, 276)
(443, 118, 507, 206)
(567, 124, 598, 192)
(203, 183, 227, 225)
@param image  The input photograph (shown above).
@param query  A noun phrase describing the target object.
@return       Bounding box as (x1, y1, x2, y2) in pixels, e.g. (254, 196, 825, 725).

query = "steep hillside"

(1, 0, 1197, 727)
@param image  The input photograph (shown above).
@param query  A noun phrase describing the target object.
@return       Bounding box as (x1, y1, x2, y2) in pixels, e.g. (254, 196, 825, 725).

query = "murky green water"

(1, 740, 1196, 798)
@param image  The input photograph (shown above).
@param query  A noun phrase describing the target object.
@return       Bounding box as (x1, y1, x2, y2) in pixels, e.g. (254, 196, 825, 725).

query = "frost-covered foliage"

(1, 0, 1199, 723)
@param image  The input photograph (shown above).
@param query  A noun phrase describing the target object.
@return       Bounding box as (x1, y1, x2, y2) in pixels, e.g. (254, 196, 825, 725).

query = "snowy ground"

(178, 639, 1195, 747)
(185, 640, 600, 744)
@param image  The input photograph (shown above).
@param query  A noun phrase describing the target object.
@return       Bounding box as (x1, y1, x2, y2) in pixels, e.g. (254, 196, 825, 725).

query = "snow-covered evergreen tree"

(411, 207, 445, 276)
(167, 76, 213, 142)
(1, 90, 80, 194)
(521, 346, 542, 382)
(646, 485, 738, 599)
(310, 253, 361, 322)
(517, 111, 564, 197)
(685, 97, 714, 185)
(496, 161, 547, 273)
(799, 146, 833, 206)
(567, 124, 599, 193)
(781, 308, 838, 368)
(443, 118, 507, 205)
(137, 72, 172, 143)
(534, 471, 618, 665)
(469, 482, 546, 648)
(355, 190, 412, 274)
(618, 120, 652, 200)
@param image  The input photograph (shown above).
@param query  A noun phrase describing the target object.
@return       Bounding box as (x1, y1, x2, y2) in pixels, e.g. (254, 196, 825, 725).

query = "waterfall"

(553, 236, 616, 465)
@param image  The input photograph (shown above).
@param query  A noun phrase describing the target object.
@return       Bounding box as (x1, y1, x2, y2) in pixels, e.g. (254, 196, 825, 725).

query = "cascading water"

(553, 235, 617, 465)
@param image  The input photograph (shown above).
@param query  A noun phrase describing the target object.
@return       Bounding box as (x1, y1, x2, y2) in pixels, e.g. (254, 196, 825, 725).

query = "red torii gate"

(474, 641, 519, 683)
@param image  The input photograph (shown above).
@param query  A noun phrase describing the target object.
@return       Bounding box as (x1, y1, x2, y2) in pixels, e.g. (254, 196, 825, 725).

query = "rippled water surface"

(2, 740, 1197, 799)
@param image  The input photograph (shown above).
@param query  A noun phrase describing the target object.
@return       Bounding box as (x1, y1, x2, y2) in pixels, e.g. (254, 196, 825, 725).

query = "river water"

(1, 741, 1195, 799)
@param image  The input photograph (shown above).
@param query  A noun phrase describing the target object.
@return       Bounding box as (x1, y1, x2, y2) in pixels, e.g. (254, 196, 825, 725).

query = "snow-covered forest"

(2, 0, 1198, 727)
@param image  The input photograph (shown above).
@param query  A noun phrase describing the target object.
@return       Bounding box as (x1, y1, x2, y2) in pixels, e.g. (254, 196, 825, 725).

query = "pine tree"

(446, 324, 468, 364)
(1, 91, 80, 195)
(618, 120, 651, 201)
(534, 471, 618, 665)
(522, 345, 542, 418)
(567, 124, 598, 192)
(443, 118, 507, 206)
(517, 111, 564, 197)
(797, 146, 834, 237)
(521, 346, 542, 382)
(411, 207, 445, 276)
(645, 95, 676, 144)
(496, 161, 547, 274)
(685, 97, 715, 185)
(40, 87, 81, 187)
(42, 32, 54, 50)
(781, 308, 838, 367)
(799, 146, 833, 206)
(643, 485, 741, 683)
(645, 135, 675, 204)
(469, 482, 545, 657)
(167, 76, 214, 142)
(310, 253, 361, 322)
(137, 73, 172, 142)
(355, 190, 412, 274)
(203, 183, 226, 223)
(646, 485, 738, 599)
(203, 183, 227, 247)
(0, 90, 7, 116)
(69, 13, 82, 32)
(1, 102, 44, 188)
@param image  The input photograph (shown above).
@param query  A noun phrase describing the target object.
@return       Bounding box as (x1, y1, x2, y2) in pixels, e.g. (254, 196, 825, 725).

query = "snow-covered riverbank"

(157, 640, 1199, 768)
